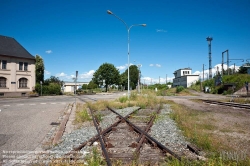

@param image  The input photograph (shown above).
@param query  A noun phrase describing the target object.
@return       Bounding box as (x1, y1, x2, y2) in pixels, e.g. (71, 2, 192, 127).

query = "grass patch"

(85, 146, 105, 166)
(74, 103, 91, 124)
(118, 96, 128, 103)
(167, 100, 219, 152)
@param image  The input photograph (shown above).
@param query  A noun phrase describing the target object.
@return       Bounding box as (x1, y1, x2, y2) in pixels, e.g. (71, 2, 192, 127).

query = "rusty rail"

(202, 99, 250, 110)
(89, 107, 112, 166)
(107, 106, 182, 161)
(134, 107, 161, 158)
(72, 107, 141, 151)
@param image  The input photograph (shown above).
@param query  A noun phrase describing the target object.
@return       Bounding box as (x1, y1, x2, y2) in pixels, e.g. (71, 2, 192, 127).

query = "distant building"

(173, 68, 199, 88)
(0, 35, 36, 97)
(63, 82, 89, 93)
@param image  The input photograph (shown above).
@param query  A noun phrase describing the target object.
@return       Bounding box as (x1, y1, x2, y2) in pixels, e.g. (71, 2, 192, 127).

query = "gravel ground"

(52, 107, 139, 152)
(149, 104, 199, 159)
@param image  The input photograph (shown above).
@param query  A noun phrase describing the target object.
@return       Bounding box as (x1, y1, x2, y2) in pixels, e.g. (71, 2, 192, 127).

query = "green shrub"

(130, 92, 137, 101)
(176, 86, 185, 93)
(35, 83, 61, 95)
(119, 96, 128, 103)
(76, 109, 91, 122)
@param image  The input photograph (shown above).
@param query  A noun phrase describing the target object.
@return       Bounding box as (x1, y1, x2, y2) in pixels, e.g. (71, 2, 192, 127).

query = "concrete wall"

(173, 75, 199, 88)
(186, 75, 199, 87)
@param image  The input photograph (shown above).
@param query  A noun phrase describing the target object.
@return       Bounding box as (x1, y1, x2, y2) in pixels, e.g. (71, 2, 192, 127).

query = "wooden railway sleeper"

(71, 107, 141, 152)
(107, 106, 182, 161)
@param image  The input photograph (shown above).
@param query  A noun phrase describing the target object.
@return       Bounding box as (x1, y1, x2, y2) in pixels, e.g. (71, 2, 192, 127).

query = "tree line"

(34, 55, 140, 95)
(35, 54, 250, 95)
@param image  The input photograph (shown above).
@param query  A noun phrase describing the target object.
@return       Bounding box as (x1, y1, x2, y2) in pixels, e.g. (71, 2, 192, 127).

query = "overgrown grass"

(222, 97, 250, 104)
(166, 100, 250, 165)
(74, 103, 91, 123)
(85, 147, 105, 166)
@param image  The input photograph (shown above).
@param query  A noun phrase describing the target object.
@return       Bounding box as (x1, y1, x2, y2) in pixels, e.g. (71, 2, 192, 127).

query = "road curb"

(52, 103, 74, 145)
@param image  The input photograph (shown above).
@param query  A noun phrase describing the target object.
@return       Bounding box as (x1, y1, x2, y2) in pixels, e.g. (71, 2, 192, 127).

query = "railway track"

(77, 96, 98, 102)
(202, 99, 250, 110)
(105, 106, 181, 165)
(68, 103, 183, 165)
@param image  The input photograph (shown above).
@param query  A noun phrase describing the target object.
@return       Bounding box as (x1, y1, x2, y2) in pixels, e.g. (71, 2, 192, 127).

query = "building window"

(2, 60, 7, 69)
(19, 78, 28, 88)
(0, 77, 7, 87)
(19, 62, 28, 71)
(24, 62, 28, 71)
(19, 62, 23, 70)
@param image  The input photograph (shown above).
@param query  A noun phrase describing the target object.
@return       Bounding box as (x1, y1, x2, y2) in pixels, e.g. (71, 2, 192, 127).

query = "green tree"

(121, 65, 139, 90)
(87, 81, 98, 89)
(92, 63, 120, 92)
(35, 76, 63, 95)
(238, 63, 250, 74)
(44, 76, 64, 86)
(35, 55, 45, 84)
(82, 84, 88, 90)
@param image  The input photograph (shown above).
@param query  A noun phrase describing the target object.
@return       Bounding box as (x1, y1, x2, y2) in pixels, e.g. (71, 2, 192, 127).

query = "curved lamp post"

(107, 10, 146, 99)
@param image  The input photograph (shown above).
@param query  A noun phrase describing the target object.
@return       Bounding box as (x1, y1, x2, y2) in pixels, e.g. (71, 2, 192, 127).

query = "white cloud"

(79, 70, 95, 79)
(56, 72, 67, 77)
(156, 29, 167, 33)
(44, 70, 51, 75)
(156, 64, 161, 67)
(45, 50, 52, 54)
(193, 64, 240, 79)
(116, 65, 126, 70)
(149, 64, 161, 67)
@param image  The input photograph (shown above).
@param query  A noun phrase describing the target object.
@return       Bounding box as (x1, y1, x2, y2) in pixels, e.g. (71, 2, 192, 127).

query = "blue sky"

(1, 0, 249, 84)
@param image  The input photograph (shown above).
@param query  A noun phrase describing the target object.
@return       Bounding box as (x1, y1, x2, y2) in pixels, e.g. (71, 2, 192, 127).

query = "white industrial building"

(173, 68, 199, 88)
(63, 82, 88, 93)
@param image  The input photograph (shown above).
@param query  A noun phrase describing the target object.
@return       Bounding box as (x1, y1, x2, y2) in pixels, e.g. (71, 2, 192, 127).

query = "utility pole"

(159, 76, 160, 84)
(227, 50, 229, 75)
(203, 64, 205, 81)
(206, 37, 213, 79)
(166, 74, 167, 84)
(75, 71, 78, 105)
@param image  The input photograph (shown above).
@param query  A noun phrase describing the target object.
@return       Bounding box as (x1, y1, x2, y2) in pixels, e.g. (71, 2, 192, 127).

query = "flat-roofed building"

(63, 82, 89, 93)
(173, 68, 199, 88)
(0, 35, 35, 97)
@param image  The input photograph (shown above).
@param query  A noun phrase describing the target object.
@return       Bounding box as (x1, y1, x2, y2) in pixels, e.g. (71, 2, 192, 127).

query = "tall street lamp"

(107, 10, 146, 99)
(40, 81, 42, 96)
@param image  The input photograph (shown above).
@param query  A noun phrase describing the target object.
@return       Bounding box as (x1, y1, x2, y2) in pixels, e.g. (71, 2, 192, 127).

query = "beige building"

(63, 82, 89, 93)
(173, 68, 199, 88)
(0, 35, 36, 97)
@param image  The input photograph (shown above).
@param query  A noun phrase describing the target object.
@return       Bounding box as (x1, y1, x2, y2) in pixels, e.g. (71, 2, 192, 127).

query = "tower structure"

(206, 37, 213, 79)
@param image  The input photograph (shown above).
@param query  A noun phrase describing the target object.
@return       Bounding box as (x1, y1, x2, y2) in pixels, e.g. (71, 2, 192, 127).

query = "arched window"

(0, 77, 6, 87)
(19, 78, 28, 88)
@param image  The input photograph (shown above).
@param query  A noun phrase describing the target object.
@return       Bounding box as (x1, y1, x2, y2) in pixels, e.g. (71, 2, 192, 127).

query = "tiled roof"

(0, 35, 35, 59)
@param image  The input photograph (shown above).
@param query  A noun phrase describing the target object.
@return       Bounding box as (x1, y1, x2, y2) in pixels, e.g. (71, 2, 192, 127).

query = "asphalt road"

(0, 92, 125, 163)
(0, 96, 76, 163)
